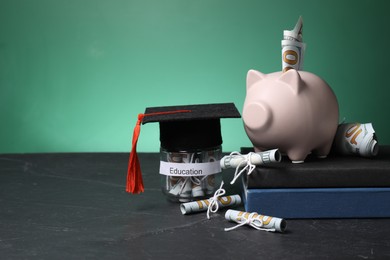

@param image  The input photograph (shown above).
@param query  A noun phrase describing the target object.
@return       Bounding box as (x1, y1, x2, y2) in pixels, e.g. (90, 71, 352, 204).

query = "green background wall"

(0, 0, 389, 153)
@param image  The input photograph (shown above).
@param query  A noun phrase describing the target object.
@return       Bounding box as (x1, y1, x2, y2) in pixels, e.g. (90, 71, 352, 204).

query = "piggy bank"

(243, 69, 339, 163)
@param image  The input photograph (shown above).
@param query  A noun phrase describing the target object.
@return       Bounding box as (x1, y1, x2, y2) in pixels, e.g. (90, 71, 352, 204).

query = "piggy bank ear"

(247, 70, 265, 90)
(278, 69, 303, 95)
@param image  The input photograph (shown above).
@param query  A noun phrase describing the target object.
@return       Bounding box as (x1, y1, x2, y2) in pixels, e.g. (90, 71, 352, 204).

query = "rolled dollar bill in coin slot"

(180, 195, 242, 215)
(333, 122, 379, 157)
(225, 209, 286, 232)
(281, 16, 306, 72)
(220, 149, 281, 169)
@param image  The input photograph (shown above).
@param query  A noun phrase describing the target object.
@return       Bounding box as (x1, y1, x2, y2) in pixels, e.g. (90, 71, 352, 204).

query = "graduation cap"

(126, 103, 241, 194)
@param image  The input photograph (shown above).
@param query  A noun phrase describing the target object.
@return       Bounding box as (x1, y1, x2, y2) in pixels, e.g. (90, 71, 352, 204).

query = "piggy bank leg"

(286, 149, 309, 163)
(313, 142, 333, 159)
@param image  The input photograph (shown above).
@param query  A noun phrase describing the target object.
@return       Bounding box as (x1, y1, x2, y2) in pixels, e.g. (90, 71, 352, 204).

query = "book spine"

(243, 185, 390, 219)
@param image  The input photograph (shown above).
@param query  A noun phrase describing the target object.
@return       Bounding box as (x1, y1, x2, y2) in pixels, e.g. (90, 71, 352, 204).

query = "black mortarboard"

(143, 103, 241, 151)
(126, 103, 241, 194)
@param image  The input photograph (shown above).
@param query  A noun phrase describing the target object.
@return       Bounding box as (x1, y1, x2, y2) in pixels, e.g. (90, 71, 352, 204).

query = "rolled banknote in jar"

(333, 122, 379, 157)
(180, 194, 241, 215)
(220, 149, 281, 169)
(225, 209, 287, 232)
(281, 16, 306, 72)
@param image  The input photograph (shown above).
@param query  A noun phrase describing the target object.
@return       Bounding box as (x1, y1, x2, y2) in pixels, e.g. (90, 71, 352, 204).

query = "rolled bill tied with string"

(224, 209, 287, 233)
(333, 122, 379, 157)
(282, 16, 306, 72)
(180, 195, 241, 215)
(220, 149, 281, 169)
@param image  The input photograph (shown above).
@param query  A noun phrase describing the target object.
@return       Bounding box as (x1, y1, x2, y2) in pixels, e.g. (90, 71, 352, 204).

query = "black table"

(1, 153, 390, 259)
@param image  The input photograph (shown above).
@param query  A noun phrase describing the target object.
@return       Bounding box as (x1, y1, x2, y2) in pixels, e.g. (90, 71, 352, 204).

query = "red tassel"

(126, 110, 192, 194)
(126, 113, 145, 194)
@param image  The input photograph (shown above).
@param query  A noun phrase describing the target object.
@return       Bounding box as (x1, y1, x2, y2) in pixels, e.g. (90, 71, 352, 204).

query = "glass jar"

(159, 146, 222, 202)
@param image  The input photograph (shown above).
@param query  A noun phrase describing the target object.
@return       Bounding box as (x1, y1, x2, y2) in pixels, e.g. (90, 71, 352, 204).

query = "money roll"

(333, 123, 379, 157)
(180, 195, 242, 215)
(220, 149, 281, 169)
(281, 16, 306, 72)
(225, 209, 287, 232)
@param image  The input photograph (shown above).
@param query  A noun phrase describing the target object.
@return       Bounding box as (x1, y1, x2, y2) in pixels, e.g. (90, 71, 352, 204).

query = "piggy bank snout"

(243, 102, 272, 131)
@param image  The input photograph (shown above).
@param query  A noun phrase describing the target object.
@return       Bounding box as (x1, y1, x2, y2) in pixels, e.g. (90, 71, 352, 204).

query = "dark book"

(241, 146, 390, 189)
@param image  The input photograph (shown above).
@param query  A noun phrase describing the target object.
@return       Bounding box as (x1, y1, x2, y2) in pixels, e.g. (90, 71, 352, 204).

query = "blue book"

(243, 185, 390, 219)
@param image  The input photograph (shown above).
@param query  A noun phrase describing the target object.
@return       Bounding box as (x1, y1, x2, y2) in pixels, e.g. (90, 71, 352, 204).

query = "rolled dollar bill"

(220, 149, 281, 169)
(169, 177, 192, 202)
(225, 209, 287, 232)
(281, 16, 306, 72)
(180, 194, 242, 215)
(333, 122, 379, 157)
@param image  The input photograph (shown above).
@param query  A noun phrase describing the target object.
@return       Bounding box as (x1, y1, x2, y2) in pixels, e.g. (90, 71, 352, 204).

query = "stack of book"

(241, 146, 390, 218)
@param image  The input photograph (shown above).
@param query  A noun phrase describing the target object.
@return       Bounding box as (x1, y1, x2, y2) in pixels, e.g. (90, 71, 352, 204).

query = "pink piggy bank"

(243, 69, 339, 163)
